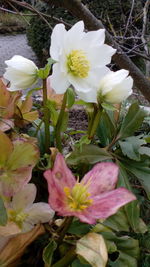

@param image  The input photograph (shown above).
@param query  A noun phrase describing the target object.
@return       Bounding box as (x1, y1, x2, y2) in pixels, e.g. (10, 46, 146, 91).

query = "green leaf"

(7, 142, 39, 170)
(0, 197, 7, 226)
(67, 88, 75, 108)
(0, 131, 13, 167)
(97, 111, 116, 146)
(43, 239, 57, 266)
(72, 259, 90, 267)
(103, 209, 130, 232)
(119, 135, 146, 161)
(139, 146, 150, 157)
(118, 102, 146, 139)
(68, 220, 91, 235)
(66, 144, 112, 165)
(101, 102, 118, 111)
(118, 163, 146, 233)
(102, 232, 139, 267)
(47, 100, 59, 126)
(123, 160, 150, 200)
(47, 57, 56, 66)
(59, 111, 69, 132)
(38, 63, 50, 79)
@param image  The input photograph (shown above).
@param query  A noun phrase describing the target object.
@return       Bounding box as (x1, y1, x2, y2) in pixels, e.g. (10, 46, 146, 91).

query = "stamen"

(67, 50, 90, 78)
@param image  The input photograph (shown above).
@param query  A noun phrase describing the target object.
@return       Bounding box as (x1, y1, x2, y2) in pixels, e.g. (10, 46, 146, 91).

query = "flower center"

(67, 50, 90, 78)
(8, 209, 28, 229)
(64, 182, 93, 211)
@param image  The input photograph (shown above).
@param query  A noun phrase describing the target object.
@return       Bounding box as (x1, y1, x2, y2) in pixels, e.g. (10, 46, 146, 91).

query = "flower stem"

(88, 105, 103, 139)
(55, 92, 67, 152)
(51, 247, 76, 267)
(57, 216, 73, 245)
(43, 78, 50, 153)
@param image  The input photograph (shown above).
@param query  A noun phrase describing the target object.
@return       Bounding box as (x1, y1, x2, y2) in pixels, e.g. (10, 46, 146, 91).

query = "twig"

(123, 0, 135, 38)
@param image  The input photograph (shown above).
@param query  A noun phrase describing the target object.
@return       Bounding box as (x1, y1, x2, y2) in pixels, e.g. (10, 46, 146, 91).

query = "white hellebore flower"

(7, 183, 55, 233)
(97, 69, 133, 104)
(50, 21, 116, 95)
(4, 55, 38, 91)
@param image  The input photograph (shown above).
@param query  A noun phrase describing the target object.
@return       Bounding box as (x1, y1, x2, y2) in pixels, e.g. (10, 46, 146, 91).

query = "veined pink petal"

(12, 184, 36, 211)
(44, 153, 76, 212)
(82, 162, 119, 196)
(88, 187, 136, 221)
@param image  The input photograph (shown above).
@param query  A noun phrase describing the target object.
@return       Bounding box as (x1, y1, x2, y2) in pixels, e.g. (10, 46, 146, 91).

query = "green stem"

(51, 247, 76, 267)
(55, 92, 67, 152)
(88, 106, 103, 139)
(57, 216, 73, 245)
(43, 78, 50, 153)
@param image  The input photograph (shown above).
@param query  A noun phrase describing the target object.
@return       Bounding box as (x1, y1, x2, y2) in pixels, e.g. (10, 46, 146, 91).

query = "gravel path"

(0, 34, 38, 77)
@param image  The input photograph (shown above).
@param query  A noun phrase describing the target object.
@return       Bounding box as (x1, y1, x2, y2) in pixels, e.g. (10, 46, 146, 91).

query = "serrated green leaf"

(67, 88, 75, 108)
(43, 239, 57, 266)
(66, 144, 112, 165)
(0, 197, 7, 226)
(118, 102, 146, 139)
(119, 135, 146, 161)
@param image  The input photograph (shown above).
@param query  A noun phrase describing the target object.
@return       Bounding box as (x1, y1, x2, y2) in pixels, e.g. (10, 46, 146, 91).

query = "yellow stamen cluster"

(64, 182, 93, 211)
(9, 209, 28, 229)
(67, 50, 90, 78)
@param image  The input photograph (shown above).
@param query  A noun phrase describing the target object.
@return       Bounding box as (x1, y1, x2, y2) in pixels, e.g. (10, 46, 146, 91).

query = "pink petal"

(44, 153, 76, 212)
(88, 188, 136, 221)
(12, 184, 36, 211)
(0, 166, 33, 197)
(82, 162, 119, 196)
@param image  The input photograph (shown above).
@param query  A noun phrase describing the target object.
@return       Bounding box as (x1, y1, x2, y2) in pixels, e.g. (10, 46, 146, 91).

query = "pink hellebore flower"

(44, 154, 136, 224)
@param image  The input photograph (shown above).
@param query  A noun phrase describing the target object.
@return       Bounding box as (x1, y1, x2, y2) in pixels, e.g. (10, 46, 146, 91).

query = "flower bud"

(4, 55, 38, 91)
(97, 69, 133, 104)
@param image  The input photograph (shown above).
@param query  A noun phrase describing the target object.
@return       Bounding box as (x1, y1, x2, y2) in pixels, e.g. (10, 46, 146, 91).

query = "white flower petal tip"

(97, 69, 133, 104)
(50, 21, 116, 98)
(3, 55, 38, 91)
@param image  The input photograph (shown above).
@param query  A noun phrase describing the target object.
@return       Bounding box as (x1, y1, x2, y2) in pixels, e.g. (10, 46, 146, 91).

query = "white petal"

(76, 88, 97, 103)
(68, 66, 109, 92)
(24, 203, 55, 231)
(51, 63, 70, 93)
(88, 44, 116, 67)
(12, 184, 36, 211)
(82, 29, 105, 47)
(5, 55, 37, 74)
(99, 69, 130, 95)
(105, 76, 133, 103)
(50, 24, 67, 60)
(64, 21, 85, 53)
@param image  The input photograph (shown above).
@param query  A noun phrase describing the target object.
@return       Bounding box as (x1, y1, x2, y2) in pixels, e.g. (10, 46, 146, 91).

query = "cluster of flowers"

(4, 21, 133, 105)
(1, 21, 136, 244)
